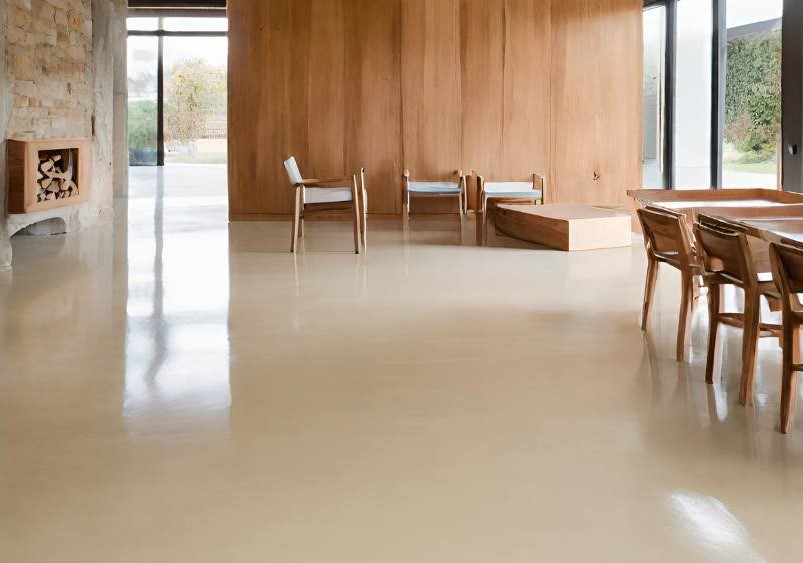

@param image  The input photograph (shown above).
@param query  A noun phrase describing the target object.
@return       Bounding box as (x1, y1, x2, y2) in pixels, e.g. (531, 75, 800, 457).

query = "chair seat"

(304, 187, 353, 204)
(408, 181, 461, 194)
(484, 182, 539, 198)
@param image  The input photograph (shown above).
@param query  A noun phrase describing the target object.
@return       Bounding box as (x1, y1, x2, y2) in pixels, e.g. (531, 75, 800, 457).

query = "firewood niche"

(7, 138, 91, 214)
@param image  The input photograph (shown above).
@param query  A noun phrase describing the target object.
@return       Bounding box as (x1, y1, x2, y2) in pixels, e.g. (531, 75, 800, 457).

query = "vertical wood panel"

(306, 1, 346, 179)
(460, 0, 504, 209)
(550, 0, 642, 205)
(501, 0, 551, 181)
(401, 0, 462, 180)
(344, 0, 403, 214)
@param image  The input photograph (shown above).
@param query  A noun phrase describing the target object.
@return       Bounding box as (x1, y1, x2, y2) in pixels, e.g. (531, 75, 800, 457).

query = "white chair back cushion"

(483, 181, 534, 194)
(284, 157, 303, 185)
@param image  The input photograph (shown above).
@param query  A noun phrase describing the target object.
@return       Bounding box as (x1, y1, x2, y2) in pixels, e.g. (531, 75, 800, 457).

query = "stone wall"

(1, 0, 126, 269)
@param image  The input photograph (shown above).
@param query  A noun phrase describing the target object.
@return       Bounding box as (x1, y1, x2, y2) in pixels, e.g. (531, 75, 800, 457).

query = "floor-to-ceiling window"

(127, 16, 228, 167)
(722, 0, 783, 188)
(643, 6, 666, 188)
(642, 0, 785, 190)
(674, 0, 712, 188)
(127, 22, 159, 166)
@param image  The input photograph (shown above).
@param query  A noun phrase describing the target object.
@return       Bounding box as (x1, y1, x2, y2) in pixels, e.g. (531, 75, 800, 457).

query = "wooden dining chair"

(284, 156, 361, 254)
(769, 242, 803, 433)
(694, 218, 781, 406)
(402, 169, 467, 219)
(637, 206, 701, 361)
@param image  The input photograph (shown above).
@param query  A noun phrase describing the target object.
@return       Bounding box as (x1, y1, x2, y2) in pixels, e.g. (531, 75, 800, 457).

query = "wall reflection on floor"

(124, 165, 231, 439)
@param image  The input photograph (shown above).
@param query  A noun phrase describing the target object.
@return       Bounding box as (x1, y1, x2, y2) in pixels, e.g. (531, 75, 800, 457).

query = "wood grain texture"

(495, 203, 632, 250)
(344, 0, 403, 214)
(549, 0, 642, 206)
(228, 0, 642, 218)
(401, 0, 462, 180)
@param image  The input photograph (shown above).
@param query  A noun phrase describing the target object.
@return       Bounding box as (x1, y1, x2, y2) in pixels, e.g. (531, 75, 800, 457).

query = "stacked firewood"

(36, 151, 79, 203)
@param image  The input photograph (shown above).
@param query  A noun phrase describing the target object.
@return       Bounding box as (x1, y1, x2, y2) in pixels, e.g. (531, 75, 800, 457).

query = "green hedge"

(724, 33, 781, 160)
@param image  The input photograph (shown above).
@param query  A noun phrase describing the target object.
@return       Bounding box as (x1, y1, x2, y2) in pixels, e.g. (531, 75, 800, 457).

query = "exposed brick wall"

(5, 0, 93, 138)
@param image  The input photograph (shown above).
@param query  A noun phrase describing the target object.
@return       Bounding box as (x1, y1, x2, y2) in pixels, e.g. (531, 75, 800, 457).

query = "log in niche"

(7, 138, 91, 214)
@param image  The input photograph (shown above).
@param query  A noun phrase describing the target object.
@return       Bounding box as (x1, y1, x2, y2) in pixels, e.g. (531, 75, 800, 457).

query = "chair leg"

(641, 257, 658, 331)
(739, 292, 761, 406)
(351, 180, 361, 255)
(299, 218, 304, 238)
(361, 190, 368, 249)
(781, 324, 800, 433)
(482, 198, 489, 243)
(705, 284, 721, 384)
(676, 271, 693, 362)
(290, 188, 301, 253)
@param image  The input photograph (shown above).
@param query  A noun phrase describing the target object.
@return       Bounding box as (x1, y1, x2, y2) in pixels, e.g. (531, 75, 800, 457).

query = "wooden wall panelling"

(459, 0, 505, 210)
(500, 0, 552, 195)
(344, 0, 403, 214)
(401, 0, 463, 215)
(229, 0, 643, 218)
(549, 0, 642, 206)
(227, 0, 266, 217)
(306, 0, 346, 181)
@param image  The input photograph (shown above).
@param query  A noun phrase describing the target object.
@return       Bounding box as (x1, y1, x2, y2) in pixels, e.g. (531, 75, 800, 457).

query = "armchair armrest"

(294, 177, 351, 188)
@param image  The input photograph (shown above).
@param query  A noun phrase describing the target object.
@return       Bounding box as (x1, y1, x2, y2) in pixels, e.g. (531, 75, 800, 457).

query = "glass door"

(643, 6, 666, 188)
(163, 35, 228, 165)
(722, 0, 783, 188)
(127, 34, 158, 166)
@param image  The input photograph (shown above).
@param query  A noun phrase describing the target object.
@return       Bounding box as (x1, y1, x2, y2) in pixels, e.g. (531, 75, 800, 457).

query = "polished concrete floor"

(2, 167, 803, 562)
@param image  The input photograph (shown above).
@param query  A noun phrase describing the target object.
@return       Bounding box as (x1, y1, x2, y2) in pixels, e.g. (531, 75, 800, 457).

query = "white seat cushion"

(408, 181, 461, 194)
(304, 187, 353, 204)
(483, 181, 539, 198)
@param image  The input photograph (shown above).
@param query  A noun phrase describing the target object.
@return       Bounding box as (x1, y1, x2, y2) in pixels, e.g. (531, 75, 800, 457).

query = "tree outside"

(164, 59, 227, 164)
(724, 31, 782, 176)
(127, 58, 227, 166)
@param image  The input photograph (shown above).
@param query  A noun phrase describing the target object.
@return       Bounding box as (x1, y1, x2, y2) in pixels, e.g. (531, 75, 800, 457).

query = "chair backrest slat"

(637, 207, 694, 261)
(694, 222, 754, 285)
(284, 156, 303, 185)
(771, 242, 803, 298)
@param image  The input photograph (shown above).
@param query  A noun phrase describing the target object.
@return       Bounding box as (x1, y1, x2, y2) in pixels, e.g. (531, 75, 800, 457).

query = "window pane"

(643, 6, 665, 188)
(162, 17, 228, 32)
(163, 36, 228, 165)
(674, 0, 712, 189)
(127, 36, 158, 166)
(723, 0, 782, 188)
(127, 17, 158, 31)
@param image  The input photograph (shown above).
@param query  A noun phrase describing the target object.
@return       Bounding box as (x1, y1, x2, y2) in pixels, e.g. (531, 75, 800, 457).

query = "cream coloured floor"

(2, 167, 803, 562)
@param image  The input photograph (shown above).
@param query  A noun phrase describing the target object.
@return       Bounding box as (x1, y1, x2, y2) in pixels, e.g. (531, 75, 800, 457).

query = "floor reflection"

(124, 165, 231, 439)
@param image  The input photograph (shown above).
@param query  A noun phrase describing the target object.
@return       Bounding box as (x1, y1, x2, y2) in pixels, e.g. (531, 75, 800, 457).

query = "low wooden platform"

(495, 204, 632, 251)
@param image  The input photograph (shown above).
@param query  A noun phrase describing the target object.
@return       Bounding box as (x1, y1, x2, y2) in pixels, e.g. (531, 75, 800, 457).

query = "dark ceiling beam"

(128, 1, 226, 8)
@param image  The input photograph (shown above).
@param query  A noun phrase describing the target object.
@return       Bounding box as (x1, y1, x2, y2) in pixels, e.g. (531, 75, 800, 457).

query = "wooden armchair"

(283, 156, 361, 254)
(402, 169, 466, 219)
(474, 171, 546, 231)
